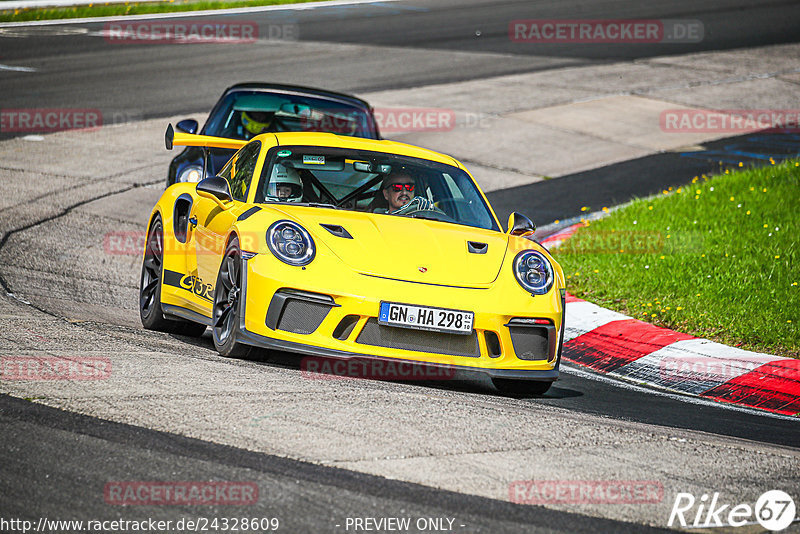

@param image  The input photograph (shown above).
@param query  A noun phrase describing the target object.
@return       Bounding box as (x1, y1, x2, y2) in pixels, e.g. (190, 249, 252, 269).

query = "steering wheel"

(400, 200, 455, 222)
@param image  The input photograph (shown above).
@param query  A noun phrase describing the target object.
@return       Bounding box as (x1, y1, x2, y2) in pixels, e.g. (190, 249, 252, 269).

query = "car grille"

(276, 299, 331, 335)
(508, 326, 550, 360)
(356, 318, 480, 357)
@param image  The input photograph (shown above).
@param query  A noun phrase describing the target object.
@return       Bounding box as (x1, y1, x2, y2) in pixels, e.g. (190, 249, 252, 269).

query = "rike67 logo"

(669, 490, 796, 530)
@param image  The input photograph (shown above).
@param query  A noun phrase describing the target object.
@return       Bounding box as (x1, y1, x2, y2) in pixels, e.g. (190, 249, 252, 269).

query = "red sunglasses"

(386, 183, 415, 192)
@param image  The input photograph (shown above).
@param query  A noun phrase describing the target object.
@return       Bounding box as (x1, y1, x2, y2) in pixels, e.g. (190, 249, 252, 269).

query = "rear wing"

(164, 124, 248, 151)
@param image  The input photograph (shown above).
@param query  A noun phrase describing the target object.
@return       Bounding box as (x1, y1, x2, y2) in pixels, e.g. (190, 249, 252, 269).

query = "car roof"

(256, 132, 464, 169)
(223, 82, 372, 110)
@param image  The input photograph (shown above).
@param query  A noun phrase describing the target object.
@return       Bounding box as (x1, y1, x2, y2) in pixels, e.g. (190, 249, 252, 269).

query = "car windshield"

(254, 147, 500, 232)
(204, 91, 376, 140)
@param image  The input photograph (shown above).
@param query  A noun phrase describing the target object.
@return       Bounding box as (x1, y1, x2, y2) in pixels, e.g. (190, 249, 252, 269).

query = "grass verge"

(0, 0, 315, 23)
(555, 159, 799, 358)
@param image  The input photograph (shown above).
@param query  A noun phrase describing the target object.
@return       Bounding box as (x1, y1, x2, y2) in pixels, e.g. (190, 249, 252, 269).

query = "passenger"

(265, 164, 303, 203)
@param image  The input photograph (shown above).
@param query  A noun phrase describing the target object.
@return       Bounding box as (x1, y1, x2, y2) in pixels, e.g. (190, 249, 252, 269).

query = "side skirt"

(162, 303, 213, 326)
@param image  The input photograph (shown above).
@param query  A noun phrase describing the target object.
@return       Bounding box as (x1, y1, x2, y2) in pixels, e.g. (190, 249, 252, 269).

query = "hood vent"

(320, 223, 353, 239)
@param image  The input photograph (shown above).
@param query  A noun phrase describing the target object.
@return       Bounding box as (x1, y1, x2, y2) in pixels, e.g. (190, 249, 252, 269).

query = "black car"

(167, 83, 381, 186)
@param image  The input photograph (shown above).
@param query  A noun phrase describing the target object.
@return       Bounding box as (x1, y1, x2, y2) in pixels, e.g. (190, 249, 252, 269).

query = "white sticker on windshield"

(303, 155, 325, 165)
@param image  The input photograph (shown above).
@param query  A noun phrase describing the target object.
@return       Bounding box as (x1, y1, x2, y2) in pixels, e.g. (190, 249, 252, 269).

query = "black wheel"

(139, 216, 207, 337)
(212, 237, 252, 358)
(492, 378, 552, 396)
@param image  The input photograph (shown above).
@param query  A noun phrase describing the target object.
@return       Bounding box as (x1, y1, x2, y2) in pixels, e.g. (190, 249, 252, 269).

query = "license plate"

(378, 301, 474, 335)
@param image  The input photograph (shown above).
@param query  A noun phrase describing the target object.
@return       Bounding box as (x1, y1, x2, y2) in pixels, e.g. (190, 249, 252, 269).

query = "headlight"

(513, 250, 554, 295)
(267, 220, 315, 266)
(177, 164, 204, 183)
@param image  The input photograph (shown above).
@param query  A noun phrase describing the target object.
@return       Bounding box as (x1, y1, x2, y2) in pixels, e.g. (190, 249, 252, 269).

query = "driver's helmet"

(241, 110, 275, 136)
(265, 164, 303, 203)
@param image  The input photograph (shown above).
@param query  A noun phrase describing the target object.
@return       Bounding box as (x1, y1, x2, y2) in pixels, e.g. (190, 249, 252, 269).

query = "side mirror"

(196, 176, 232, 208)
(176, 119, 199, 135)
(507, 212, 536, 236)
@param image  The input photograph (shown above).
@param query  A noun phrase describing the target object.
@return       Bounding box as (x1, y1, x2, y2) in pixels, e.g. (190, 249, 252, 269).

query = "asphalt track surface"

(487, 132, 800, 224)
(2, 394, 674, 534)
(1, 0, 800, 136)
(1, 1, 800, 532)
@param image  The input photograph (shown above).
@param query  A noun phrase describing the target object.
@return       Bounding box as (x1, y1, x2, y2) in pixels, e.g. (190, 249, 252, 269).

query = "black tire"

(139, 216, 207, 337)
(211, 237, 252, 358)
(492, 378, 552, 396)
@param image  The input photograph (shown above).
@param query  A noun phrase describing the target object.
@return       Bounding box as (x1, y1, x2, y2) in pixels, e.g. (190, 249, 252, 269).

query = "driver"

(265, 164, 303, 203)
(380, 171, 435, 214)
(240, 110, 277, 139)
(382, 171, 415, 211)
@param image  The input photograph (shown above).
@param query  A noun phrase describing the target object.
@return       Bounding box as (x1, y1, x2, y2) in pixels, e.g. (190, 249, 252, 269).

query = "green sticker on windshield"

(277, 150, 292, 157)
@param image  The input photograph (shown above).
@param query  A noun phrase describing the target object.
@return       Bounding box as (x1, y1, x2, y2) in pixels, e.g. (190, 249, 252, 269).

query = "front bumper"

(238, 253, 565, 381)
(238, 326, 560, 381)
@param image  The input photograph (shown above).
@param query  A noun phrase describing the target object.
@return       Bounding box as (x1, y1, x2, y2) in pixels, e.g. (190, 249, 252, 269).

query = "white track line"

(0, 63, 37, 72)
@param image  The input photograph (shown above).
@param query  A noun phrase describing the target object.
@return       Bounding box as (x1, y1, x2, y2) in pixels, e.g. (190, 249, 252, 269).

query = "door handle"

(189, 216, 198, 228)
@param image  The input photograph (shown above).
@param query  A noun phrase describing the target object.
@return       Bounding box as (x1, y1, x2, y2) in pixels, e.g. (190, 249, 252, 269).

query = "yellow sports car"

(140, 126, 566, 394)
